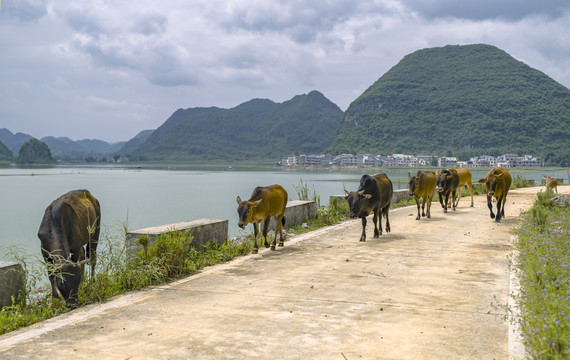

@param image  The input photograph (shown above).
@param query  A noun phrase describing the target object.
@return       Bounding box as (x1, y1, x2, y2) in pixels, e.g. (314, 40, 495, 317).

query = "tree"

(17, 139, 56, 165)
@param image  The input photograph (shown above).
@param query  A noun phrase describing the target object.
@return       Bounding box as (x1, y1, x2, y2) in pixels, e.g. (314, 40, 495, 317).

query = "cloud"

(1, 0, 47, 22)
(403, 0, 570, 21)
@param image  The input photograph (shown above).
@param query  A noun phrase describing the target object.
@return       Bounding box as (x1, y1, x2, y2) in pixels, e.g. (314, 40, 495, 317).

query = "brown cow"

(236, 184, 288, 254)
(544, 176, 558, 194)
(408, 171, 437, 220)
(453, 168, 474, 207)
(38, 189, 100, 308)
(478, 167, 512, 222)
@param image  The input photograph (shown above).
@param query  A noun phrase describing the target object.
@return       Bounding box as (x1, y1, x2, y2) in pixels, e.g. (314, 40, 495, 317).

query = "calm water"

(0, 165, 566, 260)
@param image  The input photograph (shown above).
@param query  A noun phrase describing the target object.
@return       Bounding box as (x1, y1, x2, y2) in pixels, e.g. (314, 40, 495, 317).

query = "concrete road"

(1, 186, 566, 359)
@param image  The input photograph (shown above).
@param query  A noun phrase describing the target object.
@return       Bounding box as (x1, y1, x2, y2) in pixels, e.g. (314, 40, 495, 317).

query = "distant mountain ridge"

(0, 128, 127, 161)
(130, 90, 344, 161)
(328, 44, 570, 166)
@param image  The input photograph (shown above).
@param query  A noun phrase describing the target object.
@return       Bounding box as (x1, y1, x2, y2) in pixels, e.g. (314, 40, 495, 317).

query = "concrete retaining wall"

(0, 261, 24, 308)
(264, 200, 317, 230)
(330, 189, 410, 205)
(126, 218, 228, 254)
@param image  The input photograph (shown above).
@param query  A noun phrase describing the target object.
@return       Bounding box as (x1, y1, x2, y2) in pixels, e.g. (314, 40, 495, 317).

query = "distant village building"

(279, 153, 542, 168)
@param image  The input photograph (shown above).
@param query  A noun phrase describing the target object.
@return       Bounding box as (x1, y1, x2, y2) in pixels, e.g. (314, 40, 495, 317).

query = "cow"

(453, 168, 474, 208)
(544, 176, 558, 194)
(478, 167, 512, 222)
(408, 170, 437, 220)
(436, 169, 459, 213)
(38, 189, 101, 308)
(344, 173, 393, 242)
(236, 184, 288, 254)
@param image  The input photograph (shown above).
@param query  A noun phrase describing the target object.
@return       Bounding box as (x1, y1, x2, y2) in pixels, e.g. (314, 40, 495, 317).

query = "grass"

(0, 228, 253, 336)
(514, 189, 570, 359)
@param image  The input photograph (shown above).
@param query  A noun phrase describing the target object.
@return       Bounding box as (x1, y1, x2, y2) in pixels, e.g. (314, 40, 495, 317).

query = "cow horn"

(236, 196, 242, 204)
(358, 190, 365, 196)
(344, 189, 350, 195)
(78, 258, 90, 266)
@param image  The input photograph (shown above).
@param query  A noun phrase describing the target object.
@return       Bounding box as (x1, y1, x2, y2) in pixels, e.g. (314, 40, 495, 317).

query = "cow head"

(436, 170, 452, 193)
(478, 171, 505, 197)
(236, 196, 262, 228)
(407, 172, 419, 197)
(344, 189, 372, 219)
(54, 258, 89, 308)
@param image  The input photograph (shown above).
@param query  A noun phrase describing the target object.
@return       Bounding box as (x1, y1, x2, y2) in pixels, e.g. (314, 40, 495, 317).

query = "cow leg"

(373, 207, 380, 238)
(495, 196, 503, 222)
(487, 195, 495, 219)
(252, 222, 259, 254)
(384, 205, 391, 233)
(443, 192, 449, 213)
(438, 192, 445, 209)
(468, 184, 474, 207)
(451, 190, 457, 211)
(276, 215, 285, 247)
(421, 198, 427, 217)
(415, 197, 421, 220)
(426, 196, 432, 218)
(360, 217, 367, 241)
(262, 217, 271, 249)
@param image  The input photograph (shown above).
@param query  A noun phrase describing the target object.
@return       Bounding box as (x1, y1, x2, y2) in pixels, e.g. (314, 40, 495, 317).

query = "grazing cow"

(453, 168, 474, 208)
(236, 185, 288, 254)
(478, 167, 512, 222)
(344, 173, 393, 242)
(544, 176, 559, 194)
(38, 190, 100, 308)
(436, 169, 459, 213)
(408, 171, 437, 220)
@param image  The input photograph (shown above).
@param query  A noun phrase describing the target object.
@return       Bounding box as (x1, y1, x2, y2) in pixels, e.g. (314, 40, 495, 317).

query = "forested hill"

(131, 90, 343, 161)
(328, 44, 570, 166)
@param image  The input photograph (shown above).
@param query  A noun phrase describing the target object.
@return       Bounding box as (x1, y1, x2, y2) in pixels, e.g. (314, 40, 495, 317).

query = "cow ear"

(477, 178, 486, 183)
(358, 190, 365, 196)
(236, 196, 242, 204)
(252, 199, 262, 208)
(363, 194, 372, 199)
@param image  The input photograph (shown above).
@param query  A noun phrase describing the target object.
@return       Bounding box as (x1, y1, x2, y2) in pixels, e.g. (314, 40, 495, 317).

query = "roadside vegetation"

(514, 189, 570, 359)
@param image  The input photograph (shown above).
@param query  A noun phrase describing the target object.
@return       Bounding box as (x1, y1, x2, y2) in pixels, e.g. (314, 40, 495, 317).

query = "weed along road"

(1, 186, 567, 359)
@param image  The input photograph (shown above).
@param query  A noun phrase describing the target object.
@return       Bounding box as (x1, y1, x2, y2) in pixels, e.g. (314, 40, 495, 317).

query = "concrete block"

(126, 218, 228, 255)
(264, 200, 317, 230)
(0, 261, 24, 308)
(330, 189, 410, 205)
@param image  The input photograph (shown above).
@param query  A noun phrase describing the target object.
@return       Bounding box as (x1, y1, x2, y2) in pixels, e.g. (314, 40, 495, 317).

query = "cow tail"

(281, 217, 286, 227)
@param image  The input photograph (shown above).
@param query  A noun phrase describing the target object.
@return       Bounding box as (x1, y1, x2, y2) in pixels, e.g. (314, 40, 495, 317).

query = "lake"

(0, 165, 566, 261)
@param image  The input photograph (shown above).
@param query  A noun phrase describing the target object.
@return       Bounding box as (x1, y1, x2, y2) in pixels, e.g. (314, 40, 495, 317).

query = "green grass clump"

(514, 189, 570, 359)
(0, 229, 253, 336)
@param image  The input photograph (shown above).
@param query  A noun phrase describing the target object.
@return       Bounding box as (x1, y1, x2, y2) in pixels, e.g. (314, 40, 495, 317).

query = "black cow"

(436, 169, 460, 213)
(344, 173, 393, 242)
(38, 189, 101, 307)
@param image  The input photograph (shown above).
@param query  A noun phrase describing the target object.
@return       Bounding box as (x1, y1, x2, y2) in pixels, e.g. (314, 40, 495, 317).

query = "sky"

(1, 0, 569, 143)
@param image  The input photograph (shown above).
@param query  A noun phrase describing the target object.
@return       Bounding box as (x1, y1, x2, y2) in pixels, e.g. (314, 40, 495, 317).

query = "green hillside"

(0, 140, 14, 161)
(328, 44, 570, 166)
(131, 91, 343, 161)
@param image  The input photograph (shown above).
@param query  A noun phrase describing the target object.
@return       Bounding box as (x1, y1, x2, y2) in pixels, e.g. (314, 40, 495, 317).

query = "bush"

(514, 190, 570, 358)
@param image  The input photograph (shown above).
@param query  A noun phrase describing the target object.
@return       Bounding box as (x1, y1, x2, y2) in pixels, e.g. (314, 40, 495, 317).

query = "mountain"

(328, 44, 570, 166)
(0, 140, 14, 161)
(115, 130, 154, 156)
(0, 129, 33, 155)
(0, 128, 127, 162)
(130, 91, 343, 161)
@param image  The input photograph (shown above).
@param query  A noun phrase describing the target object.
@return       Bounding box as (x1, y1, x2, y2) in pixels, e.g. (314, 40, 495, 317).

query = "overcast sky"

(1, 0, 569, 143)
